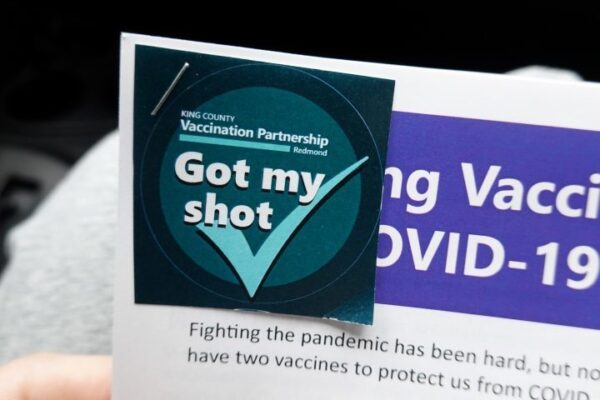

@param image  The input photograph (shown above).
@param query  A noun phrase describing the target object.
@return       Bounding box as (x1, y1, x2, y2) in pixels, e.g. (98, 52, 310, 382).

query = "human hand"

(0, 353, 111, 400)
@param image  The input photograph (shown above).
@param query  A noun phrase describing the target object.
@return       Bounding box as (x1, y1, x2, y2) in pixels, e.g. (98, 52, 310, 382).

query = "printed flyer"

(114, 34, 600, 399)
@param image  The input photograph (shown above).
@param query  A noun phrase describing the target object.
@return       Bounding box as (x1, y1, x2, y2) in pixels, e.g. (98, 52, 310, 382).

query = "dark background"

(0, 6, 599, 267)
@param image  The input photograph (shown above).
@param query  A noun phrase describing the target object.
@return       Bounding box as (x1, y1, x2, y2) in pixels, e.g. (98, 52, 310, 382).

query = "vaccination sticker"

(132, 45, 395, 324)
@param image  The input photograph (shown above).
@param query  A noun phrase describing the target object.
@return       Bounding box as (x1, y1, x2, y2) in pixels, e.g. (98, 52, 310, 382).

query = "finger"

(0, 353, 111, 400)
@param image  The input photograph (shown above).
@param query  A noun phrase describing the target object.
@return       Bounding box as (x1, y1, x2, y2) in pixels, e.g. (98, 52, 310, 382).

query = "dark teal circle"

(159, 87, 360, 286)
(139, 64, 382, 303)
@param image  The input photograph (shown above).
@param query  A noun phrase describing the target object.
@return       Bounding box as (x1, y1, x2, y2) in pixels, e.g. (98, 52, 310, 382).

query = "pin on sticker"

(150, 62, 190, 116)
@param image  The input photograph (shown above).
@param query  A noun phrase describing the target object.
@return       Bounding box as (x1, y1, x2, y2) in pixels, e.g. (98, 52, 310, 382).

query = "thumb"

(0, 353, 111, 400)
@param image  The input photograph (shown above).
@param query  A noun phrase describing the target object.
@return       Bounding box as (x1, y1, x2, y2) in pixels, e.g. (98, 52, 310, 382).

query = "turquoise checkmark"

(196, 156, 369, 298)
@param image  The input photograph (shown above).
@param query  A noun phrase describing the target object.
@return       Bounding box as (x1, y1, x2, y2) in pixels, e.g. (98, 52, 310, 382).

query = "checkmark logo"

(196, 156, 369, 298)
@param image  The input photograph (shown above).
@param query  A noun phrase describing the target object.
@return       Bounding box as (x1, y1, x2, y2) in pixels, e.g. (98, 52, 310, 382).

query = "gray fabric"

(0, 132, 118, 363)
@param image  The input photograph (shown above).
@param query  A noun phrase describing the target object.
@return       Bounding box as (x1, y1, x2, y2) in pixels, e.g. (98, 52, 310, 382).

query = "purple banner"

(376, 112, 600, 330)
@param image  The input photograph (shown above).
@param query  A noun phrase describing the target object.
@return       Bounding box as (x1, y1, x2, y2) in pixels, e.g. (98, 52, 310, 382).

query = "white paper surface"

(114, 33, 600, 399)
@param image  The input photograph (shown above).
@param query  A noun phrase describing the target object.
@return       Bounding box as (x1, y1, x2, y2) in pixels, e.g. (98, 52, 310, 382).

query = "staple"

(150, 62, 190, 116)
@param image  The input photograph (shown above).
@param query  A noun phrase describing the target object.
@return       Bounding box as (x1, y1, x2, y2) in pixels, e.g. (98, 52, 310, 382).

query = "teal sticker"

(133, 45, 394, 324)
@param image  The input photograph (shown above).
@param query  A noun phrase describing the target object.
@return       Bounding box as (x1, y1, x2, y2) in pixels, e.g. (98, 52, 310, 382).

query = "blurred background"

(0, 5, 599, 269)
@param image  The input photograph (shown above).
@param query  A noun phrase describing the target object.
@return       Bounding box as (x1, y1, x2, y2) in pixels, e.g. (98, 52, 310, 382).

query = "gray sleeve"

(0, 132, 118, 363)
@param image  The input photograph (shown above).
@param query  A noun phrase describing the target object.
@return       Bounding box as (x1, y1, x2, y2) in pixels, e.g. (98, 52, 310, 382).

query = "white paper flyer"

(114, 33, 600, 399)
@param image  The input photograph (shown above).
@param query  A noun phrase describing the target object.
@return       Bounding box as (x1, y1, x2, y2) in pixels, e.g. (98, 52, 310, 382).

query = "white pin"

(150, 62, 190, 116)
